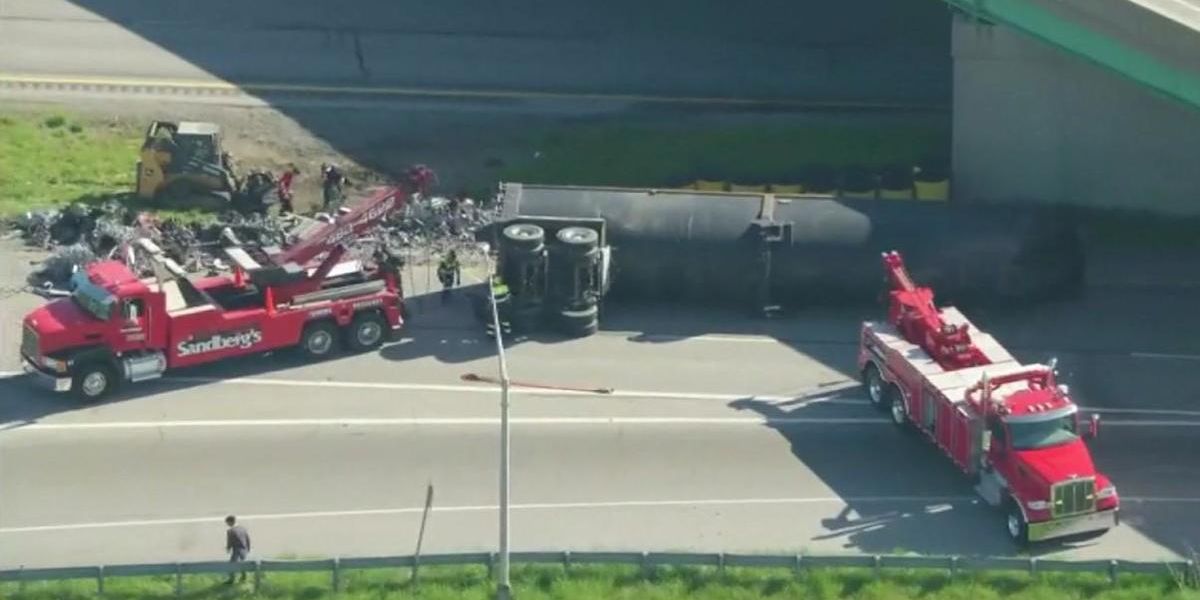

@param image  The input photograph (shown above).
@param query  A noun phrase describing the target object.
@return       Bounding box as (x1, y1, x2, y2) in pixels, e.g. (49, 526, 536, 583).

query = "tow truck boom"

(882, 250, 990, 370)
(221, 166, 435, 304)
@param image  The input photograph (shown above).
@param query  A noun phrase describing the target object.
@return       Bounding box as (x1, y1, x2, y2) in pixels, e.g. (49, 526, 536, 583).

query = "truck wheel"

(345, 311, 386, 352)
(888, 387, 909, 428)
(502, 223, 545, 253)
(72, 362, 117, 402)
(299, 321, 339, 360)
(556, 227, 599, 256)
(560, 305, 600, 337)
(863, 364, 887, 412)
(1006, 499, 1030, 547)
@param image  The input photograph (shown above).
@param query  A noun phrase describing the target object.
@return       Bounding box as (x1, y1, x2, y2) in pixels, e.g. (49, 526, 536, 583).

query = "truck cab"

(22, 261, 170, 399)
(978, 381, 1118, 543)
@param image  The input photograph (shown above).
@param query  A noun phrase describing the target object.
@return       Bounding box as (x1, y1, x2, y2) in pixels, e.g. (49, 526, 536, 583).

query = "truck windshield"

(70, 271, 116, 321)
(1007, 414, 1079, 450)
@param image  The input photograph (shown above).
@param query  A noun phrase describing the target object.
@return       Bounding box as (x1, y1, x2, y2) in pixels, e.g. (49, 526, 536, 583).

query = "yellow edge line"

(0, 72, 947, 111)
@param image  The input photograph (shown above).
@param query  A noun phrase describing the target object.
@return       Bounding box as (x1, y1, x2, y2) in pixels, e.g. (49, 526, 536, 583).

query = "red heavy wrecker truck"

(20, 176, 429, 402)
(858, 250, 1119, 546)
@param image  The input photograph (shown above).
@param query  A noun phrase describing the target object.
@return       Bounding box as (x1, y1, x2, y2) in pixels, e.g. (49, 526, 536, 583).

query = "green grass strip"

(3, 563, 1197, 600)
(0, 112, 140, 215)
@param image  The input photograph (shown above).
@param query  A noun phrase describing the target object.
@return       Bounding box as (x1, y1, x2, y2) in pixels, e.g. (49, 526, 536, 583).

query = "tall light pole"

(481, 244, 513, 600)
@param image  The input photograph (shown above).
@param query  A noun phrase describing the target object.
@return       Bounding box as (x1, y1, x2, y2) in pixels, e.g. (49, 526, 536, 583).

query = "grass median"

(4, 563, 1197, 600)
(497, 121, 949, 189)
(0, 111, 140, 215)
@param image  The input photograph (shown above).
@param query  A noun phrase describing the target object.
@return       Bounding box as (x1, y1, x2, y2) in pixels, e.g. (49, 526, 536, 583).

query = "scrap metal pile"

(8, 189, 499, 296)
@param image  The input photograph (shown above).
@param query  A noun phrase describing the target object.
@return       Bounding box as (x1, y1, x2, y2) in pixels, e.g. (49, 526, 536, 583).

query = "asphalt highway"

(0, 0, 950, 105)
(2, 279, 1200, 569)
(1, 0, 1198, 573)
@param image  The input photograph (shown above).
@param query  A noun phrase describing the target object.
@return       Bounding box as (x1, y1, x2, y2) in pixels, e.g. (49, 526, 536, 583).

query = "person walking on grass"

(225, 515, 251, 584)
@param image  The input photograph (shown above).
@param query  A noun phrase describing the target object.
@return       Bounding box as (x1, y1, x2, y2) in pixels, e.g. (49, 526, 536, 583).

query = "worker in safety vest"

(436, 250, 461, 305)
(485, 274, 513, 337)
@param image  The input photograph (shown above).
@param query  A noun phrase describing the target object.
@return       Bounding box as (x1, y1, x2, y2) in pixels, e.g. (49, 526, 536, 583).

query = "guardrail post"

(332, 557, 341, 593)
(174, 563, 182, 598)
(948, 556, 958, 579)
(1108, 559, 1119, 584)
(640, 552, 651, 580)
(873, 555, 883, 578)
(794, 555, 804, 580)
(717, 553, 726, 576)
(17, 566, 25, 593)
(97, 565, 105, 596)
(562, 551, 572, 572)
(254, 559, 263, 593)
(488, 552, 497, 580)
(1028, 557, 1038, 577)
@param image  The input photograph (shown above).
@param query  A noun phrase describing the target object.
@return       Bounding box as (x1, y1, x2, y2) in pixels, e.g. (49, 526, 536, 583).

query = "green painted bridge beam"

(944, 0, 1200, 112)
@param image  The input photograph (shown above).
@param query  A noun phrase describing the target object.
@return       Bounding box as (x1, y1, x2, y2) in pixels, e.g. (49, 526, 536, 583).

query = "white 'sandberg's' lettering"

(176, 329, 264, 358)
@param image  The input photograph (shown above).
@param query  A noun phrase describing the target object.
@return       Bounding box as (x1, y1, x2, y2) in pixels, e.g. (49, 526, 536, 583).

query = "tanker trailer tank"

(488, 182, 1084, 312)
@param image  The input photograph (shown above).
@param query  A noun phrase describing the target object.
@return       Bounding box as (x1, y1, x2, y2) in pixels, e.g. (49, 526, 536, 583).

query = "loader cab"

(137, 120, 230, 202)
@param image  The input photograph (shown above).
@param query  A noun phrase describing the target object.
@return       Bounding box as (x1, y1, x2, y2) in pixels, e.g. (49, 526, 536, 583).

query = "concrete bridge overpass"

(946, 0, 1200, 215)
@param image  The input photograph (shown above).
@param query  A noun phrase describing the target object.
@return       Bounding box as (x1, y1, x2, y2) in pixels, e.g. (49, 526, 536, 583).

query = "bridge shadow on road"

(729, 396, 1200, 560)
(728, 397, 1122, 558)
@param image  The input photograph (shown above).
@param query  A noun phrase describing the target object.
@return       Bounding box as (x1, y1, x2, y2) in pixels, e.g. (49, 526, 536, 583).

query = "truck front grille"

(21, 324, 38, 359)
(1052, 477, 1096, 517)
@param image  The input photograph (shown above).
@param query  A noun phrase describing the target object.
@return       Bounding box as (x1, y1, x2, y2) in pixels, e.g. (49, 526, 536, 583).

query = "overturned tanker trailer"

(475, 182, 1085, 334)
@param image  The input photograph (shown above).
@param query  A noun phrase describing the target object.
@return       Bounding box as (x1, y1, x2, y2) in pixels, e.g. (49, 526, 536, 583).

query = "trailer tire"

(560, 305, 599, 337)
(72, 362, 117, 403)
(345, 311, 386, 353)
(863, 363, 887, 412)
(887, 386, 909, 429)
(299, 320, 339, 360)
(502, 223, 545, 253)
(1005, 499, 1030, 547)
(556, 227, 599, 256)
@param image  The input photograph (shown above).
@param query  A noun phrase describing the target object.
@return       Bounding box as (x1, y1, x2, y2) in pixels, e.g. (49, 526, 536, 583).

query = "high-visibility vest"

(492, 282, 510, 299)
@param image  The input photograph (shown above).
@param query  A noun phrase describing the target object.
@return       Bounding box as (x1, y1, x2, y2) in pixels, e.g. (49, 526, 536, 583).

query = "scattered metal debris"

(6, 187, 500, 296)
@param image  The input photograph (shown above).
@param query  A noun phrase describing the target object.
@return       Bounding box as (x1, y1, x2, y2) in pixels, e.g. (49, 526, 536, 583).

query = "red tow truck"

(20, 176, 428, 401)
(858, 250, 1119, 546)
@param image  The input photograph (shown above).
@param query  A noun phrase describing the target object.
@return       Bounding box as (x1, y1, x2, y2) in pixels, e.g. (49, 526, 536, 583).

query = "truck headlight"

(1097, 485, 1117, 499)
(1025, 500, 1050, 511)
(40, 356, 67, 373)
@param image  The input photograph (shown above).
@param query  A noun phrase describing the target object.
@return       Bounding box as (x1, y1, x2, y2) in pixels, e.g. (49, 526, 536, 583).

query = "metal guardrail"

(1, 551, 1194, 596)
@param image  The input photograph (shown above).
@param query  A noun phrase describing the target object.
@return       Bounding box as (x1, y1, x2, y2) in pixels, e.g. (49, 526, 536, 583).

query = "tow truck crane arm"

(882, 250, 990, 370)
(275, 186, 403, 281)
(277, 165, 435, 275)
(222, 165, 435, 302)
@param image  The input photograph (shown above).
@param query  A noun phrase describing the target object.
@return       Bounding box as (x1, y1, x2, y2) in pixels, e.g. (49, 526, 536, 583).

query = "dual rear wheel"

(299, 311, 387, 360)
(862, 363, 907, 427)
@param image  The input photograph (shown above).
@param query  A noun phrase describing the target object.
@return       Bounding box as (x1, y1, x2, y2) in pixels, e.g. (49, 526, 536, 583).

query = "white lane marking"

(6, 370, 1200, 421)
(1086, 407, 1200, 417)
(7, 416, 1199, 432)
(0, 370, 864, 404)
(4, 494, 1198, 534)
(624, 333, 785, 344)
(1130, 352, 1200, 361)
(0, 496, 974, 533)
(1102, 421, 1200, 427)
(1, 417, 890, 431)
